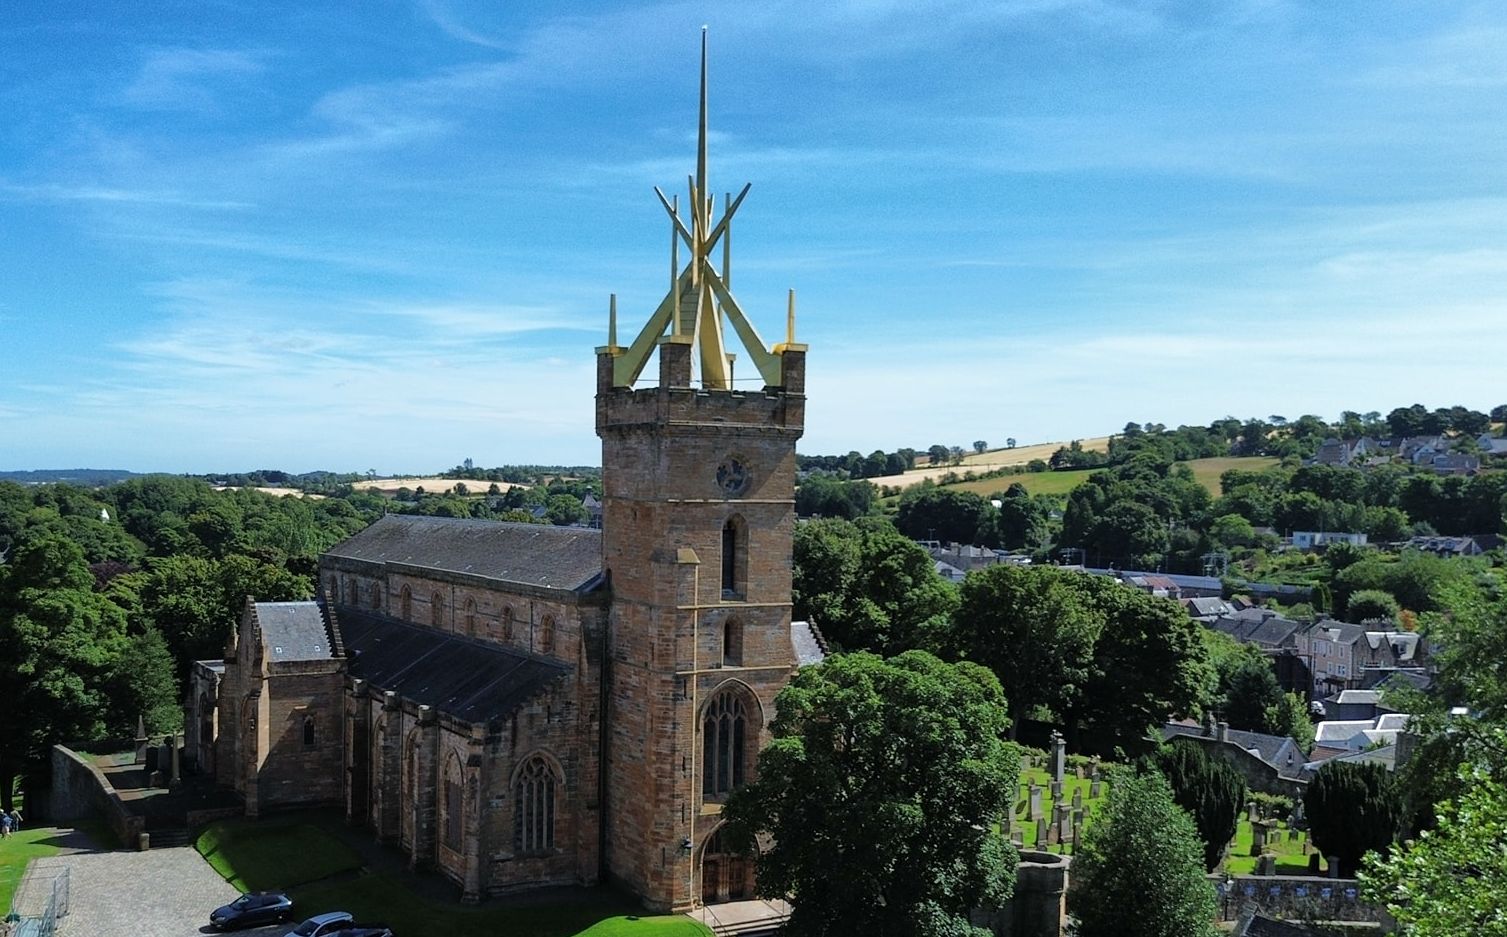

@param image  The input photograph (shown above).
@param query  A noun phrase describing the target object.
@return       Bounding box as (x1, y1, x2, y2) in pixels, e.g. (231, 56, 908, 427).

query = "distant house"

(1359, 667, 1432, 694)
(933, 559, 966, 583)
(1312, 713, 1411, 753)
(1209, 608, 1304, 651)
(1427, 452, 1480, 476)
(1291, 530, 1367, 550)
(582, 493, 604, 529)
(1403, 535, 1486, 557)
(1320, 689, 1387, 721)
(1181, 596, 1235, 622)
(1312, 438, 1352, 467)
(927, 542, 1007, 573)
(1124, 574, 1181, 599)
(1082, 568, 1223, 598)
(1475, 432, 1507, 457)
(1161, 716, 1307, 794)
(1297, 621, 1369, 695)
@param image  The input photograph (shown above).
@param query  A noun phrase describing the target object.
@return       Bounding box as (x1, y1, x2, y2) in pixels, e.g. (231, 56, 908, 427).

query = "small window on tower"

(723, 619, 743, 667)
(722, 515, 748, 600)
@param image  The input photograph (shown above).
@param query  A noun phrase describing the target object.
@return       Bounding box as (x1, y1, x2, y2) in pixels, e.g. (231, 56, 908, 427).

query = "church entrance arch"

(698, 825, 753, 905)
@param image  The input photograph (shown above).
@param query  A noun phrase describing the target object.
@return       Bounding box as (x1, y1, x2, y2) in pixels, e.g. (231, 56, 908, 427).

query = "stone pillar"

(169, 734, 182, 787)
(376, 691, 402, 843)
(1050, 731, 1066, 784)
(345, 680, 368, 826)
(658, 335, 693, 388)
(134, 715, 148, 765)
(1012, 851, 1070, 937)
(409, 704, 439, 871)
(460, 724, 486, 904)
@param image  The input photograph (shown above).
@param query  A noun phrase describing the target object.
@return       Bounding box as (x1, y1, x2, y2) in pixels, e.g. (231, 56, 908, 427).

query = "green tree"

(1347, 588, 1401, 624)
(104, 625, 182, 736)
(721, 651, 1017, 937)
(1091, 500, 1169, 568)
(1264, 691, 1315, 753)
(1218, 655, 1285, 734)
(1069, 769, 1218, 937)
(949, 565, 1097, 736)
(1151, 740, 1246, 871)
(1072, 580, 1209, 743)
(1305, 760, 1403, 876)
(896, 484, 990, 544)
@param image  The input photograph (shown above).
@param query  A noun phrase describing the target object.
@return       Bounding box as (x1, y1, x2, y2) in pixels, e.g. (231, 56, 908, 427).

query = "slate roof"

(790, 620, 828, 667)
(326, 514, 604, 593)
(1235, 913, 1331, 937)
(1162, 723, 1298, 767)
(336, 605, 569, 723)
(255, 602, 334, 661)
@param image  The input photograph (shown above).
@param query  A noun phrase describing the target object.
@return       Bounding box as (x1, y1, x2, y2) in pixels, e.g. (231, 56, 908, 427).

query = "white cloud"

(118, 48, 268, 112)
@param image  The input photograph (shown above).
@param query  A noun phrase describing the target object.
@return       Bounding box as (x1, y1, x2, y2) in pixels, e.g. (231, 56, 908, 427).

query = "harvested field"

(351, 476, 530, 495)
(866, 437, 1112, 490)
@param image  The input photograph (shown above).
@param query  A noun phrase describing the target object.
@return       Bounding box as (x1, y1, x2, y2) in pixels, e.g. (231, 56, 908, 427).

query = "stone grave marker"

(1035, 817, 1047, 846)
(1090, 779, 1102, 798)
(1051, 730, 1066, 784)
(1250, 820, 1269, 857)
(1027, 786, 1043, 821)
(1071, 787, 1083, 809)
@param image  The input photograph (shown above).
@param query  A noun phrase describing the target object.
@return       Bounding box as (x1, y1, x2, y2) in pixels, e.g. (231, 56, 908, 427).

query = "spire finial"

(697, 27, 708, 230)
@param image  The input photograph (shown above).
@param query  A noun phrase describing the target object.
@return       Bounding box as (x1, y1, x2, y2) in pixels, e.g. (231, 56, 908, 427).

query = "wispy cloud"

(0, 180, 253, 210)
(118, 47, 269, 113)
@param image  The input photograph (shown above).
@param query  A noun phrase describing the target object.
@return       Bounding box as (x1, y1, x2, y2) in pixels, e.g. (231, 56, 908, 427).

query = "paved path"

(14, 827, 289, 937)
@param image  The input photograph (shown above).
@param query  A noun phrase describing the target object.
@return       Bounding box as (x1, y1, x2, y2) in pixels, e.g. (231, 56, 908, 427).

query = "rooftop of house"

(790, 620, 828, 667)
(1162, 721, 1304, 771)
(325, 513, 604, 593)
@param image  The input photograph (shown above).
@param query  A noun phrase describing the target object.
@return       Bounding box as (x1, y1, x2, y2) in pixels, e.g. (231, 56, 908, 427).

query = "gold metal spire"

(611, 28, 782, 390)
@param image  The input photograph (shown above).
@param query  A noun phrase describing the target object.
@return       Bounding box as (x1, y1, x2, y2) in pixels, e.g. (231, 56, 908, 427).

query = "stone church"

(185, 38, 824, 911)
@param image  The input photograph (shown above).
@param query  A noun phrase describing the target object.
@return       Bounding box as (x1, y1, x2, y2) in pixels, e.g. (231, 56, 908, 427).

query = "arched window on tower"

(539, 615, 555, 655)
(400, 585, 412, 621)
(513, 755, 558, 854)
(431, 591, 445, 628)
(702, 691, 749, 800)
(721, 516, 747, 599)
(722, 619, 743, 667)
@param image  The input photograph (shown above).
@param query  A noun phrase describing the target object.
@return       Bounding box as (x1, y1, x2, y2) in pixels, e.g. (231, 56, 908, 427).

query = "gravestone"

(1247, 802, 1260, 822)
(1010, 830, 1024, 848)
(1287, 828, 1299, 842)
(1071, 788, 1083, 809)
(1059, 813, 1073, 846)
(1090, 779, 1102, 798)
(1050, 730, 1066, 782)
(1072, 808, 1085, 831)
(1050, 780, 1063, 800)
(1250, 820, 1269, 857)
(1045, 817, 1059, 846)
(1028, 786, 1043, 821)
(1328, 856, 1341, 879)
(1035, 817, 1047, 846)
(1256, 854, 1275, 876)
(1075, 765, 1086, 780)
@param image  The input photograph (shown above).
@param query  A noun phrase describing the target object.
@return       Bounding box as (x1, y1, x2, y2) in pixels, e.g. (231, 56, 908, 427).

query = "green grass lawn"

(197, 819, 364, 890)
(0, 826, 64, 914)
(938, 456, 1281, 501)
(196, 817, 709, 937)
(1221, 817, 1315, 876)
(1009, 766, 1110, 852)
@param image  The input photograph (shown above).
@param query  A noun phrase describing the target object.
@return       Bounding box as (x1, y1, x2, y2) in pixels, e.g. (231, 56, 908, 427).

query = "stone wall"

(48, 745, 144, 848)
(1213, 874, 1386, 924)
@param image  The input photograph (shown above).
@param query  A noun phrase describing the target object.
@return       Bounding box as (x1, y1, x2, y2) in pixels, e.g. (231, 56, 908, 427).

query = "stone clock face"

(716, 457, 751, 496)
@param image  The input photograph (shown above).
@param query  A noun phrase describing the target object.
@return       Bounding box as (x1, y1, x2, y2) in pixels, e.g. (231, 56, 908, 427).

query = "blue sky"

(3, 1, 1505, 473)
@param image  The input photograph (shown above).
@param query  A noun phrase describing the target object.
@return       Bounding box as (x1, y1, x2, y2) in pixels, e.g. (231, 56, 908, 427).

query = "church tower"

(596, 31, 808, 911)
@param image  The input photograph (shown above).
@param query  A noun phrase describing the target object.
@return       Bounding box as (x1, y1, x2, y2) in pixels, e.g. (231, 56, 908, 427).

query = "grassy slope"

(196, 818, 709, 937)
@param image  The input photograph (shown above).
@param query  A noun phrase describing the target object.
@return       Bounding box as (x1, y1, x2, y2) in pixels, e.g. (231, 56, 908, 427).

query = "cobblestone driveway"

(17, 828, 290, 937)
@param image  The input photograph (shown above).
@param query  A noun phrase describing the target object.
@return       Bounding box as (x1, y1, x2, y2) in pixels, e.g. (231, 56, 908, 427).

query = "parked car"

(290, 911, 356, 937)
(208, 892, 293, 930)
(330, 927, 395, 937)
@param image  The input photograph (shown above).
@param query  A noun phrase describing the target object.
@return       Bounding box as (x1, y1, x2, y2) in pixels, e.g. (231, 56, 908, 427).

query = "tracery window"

(702, 691, 749, 799)
(513, 756, 557, 854)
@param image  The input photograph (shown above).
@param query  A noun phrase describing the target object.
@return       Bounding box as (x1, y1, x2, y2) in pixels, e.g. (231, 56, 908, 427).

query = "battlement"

(595, 346, 805, 437)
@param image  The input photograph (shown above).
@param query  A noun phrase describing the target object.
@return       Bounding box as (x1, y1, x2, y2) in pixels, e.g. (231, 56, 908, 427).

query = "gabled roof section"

(337, 605, 569, 723)
(254, 601, 335, 661)
(790, 619, 828, 667)
(326, 514, 603, 593)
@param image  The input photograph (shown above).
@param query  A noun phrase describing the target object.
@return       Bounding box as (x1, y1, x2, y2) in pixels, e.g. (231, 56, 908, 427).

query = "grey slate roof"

(326, 514, 603, 593)
(1162, 723, 1297, 767)
(336, 605, 569, 723)
(790, 620, 827, 667)
(255, 602, 334, 661)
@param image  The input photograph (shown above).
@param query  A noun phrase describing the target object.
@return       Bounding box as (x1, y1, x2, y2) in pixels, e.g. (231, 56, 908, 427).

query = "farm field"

(933, 455, 1281, 499)
(352, 476, 530, 495)
(865, 437, 1112, 490)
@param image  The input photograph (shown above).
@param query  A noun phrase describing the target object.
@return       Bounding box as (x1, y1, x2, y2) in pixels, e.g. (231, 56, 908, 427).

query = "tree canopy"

(722, 651, 1018, 937)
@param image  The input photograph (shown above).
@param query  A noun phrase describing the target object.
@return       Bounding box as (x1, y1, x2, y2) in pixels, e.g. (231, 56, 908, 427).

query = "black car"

(208, 892, 294, 930)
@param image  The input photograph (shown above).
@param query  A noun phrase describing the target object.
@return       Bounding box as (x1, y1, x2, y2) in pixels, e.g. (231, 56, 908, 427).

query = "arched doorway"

(699, 825, 753, 905)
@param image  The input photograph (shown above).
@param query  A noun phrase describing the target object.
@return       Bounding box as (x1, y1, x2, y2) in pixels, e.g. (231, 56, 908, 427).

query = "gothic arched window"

(539, 615, 555, 655)
(369, 581, 381, 610)
(463, 597, 477, 636)
(721, 516, 747, 599)
(431, 591, 445, 628)
(702, 691, 749, 799)
(400, 585, 412, 621)
(513, 755, 557, 854)
(443, 755, 464, 851)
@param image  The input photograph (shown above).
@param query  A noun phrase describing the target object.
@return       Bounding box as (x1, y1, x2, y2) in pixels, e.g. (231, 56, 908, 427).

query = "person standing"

(8, 809, 19, 832)
(1, 812, 11, 838)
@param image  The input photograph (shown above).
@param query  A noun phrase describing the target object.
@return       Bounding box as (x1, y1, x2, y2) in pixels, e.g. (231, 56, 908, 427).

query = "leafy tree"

(722, 651, 1017, 937)
(972, 440, 988, 454)
(982, 483, 1053, 551)
(1005, 437, 1016, 449)
(926, 444, 950, 465)
(1348, 588, 1401, 624)
(104, 625, 182, 736)
(1071, 579, 1209, 743)
(895, 484, 990, 544)
(1151, 741, 1246, 872)
(1305, 760, 1403, 876)
(1209, 513, 1256, 549)
(1069, 768, 1218, 937)
(949, 565, 1098, 736)
(1091, 500, 1169, 568)
(1264, 691, 1316, 753)
(1362, 762, 1507, 937)
(1217, 654, 1285, 733)
(795, 475, 875, 520)
(792, 518, 956, 655)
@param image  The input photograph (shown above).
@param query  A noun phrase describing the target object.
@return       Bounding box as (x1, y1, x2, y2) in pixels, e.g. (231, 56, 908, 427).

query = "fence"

(6, 865, 70, 937)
